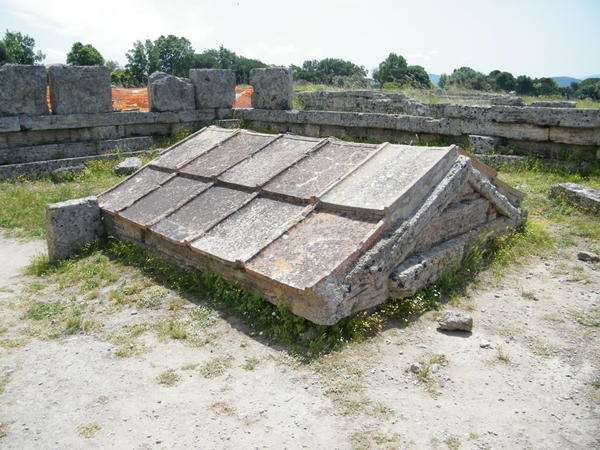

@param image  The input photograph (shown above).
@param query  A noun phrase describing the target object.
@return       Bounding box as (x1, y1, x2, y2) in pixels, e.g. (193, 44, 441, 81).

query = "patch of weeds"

(25, 254, 55, 277)
(182, 363, 198, 371)
(532, 339, 551, 356)
(572, 308, 600, 327)
(157, 370, 181, 387)
(593, 378, 600, 389)
(210, 401, 235, 415)
(371, 402, 393, 418)
(108, 322, 153, 344)
(497, 345, 511, 362)
(243, 357, 259, 371)
(417, 364, 432, 382)
(0, 422, 6, 438)
(446, 435, 461, 449)
(95, 395, 109, 405)
(25, 301, 63, 320)
(0, 375, 10, 395)
(54, 310, 83, 337)
(521, 291, 538, 301)
(0, 336, 30, 348)
(469, 431, 480, 440)
(77, 422, 101, 438)
(138, 286, 168, 309)
(430, 354, 448, 365)
(200, 355, 233, 378)
(167, 320, 187, 340)
(168, 297, 188, 310)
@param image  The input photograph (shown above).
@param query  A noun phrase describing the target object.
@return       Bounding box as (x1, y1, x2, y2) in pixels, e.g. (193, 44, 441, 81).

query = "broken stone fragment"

(577, 251, 599, 263)
(437, 311, 473, 332)
(114, 157, 142, 175)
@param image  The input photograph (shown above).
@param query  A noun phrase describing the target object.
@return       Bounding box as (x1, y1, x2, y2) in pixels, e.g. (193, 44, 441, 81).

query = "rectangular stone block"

(250, 68, 293, 110)
(45, 197, 104, 264)
(0, 117, 20, 132)
(189, 69, 236, 109)
(549, 127, 600, 146)
(0, 64, 49, 116)
(49, 65, 112, 115)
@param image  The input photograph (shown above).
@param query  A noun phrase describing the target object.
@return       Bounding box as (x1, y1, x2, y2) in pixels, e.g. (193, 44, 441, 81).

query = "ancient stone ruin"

(47, 125, 526, 324)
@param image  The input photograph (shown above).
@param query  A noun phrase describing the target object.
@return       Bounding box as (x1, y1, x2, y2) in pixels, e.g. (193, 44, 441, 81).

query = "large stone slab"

(549, 182, 600, 214)
(189, 69, 236, 109)
(319, 144, 458, 218)
(48, 65, 112, 115)
(0, 64, 49, 116)
(250, 68, 293, 110)
(148, 72, 195, 112)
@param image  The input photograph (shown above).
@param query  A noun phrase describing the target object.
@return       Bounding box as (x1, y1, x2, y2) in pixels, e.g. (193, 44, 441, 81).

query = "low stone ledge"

(548, 182, 600, 214)
(16, 109, 219, 131)
(0, 136, 153, 165)
(0, 117, 19, 133)
(45, 196, 104, 264)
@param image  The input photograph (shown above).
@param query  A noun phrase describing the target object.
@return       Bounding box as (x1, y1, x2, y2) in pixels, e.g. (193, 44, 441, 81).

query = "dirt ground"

(0, 232, 599, 449)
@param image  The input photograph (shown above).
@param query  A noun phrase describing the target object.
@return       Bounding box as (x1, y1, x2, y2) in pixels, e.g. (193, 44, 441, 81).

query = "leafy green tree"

(125, 39, 157, 86)
(445, 67, 489, 90)
(2, 30, 45, 64)
(0, 41, 11, 65)
(291, 57, 366, 85)
(571, 78, 600, 100)
(404, 65, 431, 88)
(515, 75, 535, 95)
(536, 77, 561, 96)
(104, 60, 120, 72)
(67, 42, 105, 66)
(372, 53, 408, 85)
(154, 35, 194, 77)
(489, 70, 516, 92)
(438, 73, 449, 89)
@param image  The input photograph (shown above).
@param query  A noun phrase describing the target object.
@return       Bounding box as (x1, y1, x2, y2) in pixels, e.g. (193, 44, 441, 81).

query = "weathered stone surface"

(530, 101, 576, 108)
(250, 68, 293, 110)
(50, 164, 85, 183)
(469, 135, 499, 154)
(490, 96, 524, 106)
(48, 65, 112, 115)
(549, 182, 600, 213)
(437, 311, 473, 331)
(0, 137, 153, 165)
(147, 72, 195, 112)
(0, 64, 49, 116)
(549, 127, 600, 145)
(189, 69, 236, 109)
(577, 251, 599, 263)
(114, 157, 142, 175)
(0, 117, 20, 133)
(45, 196, 104, 264)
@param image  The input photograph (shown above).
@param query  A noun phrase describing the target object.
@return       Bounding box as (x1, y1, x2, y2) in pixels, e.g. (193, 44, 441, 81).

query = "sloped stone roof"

(98, 126, 526, 324)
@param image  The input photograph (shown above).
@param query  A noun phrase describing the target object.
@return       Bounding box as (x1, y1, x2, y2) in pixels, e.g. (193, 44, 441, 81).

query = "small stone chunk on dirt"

(577, 251, 599, 263)
(114, 157, 142, 175)
(437, 311, 473, 331)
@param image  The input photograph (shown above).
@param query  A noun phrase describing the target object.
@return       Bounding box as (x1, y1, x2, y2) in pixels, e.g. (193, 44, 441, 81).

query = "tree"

(0, 41, 11, 65)
(105, 60, 120, 72)
(404, 65, 431, 88)
(515, 75, 535, 95)
(488, 70, 516, 92)
(125, 39, 155, 86)
(291, 57, 366, 85)
(372, 53, 408, 85)
(445, 67, 489, 91)
(574, 78, 600, 100)
(66, 42, 105, 66)
(2, 30, 45, 64)
(154, 35, 194, 77)
(536, 77, 561, 96)
(438, 73, 449, 89)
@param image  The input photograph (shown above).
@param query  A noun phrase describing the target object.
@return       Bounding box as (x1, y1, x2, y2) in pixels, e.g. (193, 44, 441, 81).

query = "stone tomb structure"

(89, 126, 526, 324)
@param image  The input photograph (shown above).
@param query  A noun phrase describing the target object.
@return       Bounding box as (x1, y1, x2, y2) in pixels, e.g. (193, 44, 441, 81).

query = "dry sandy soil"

(0, 232, 599, 450)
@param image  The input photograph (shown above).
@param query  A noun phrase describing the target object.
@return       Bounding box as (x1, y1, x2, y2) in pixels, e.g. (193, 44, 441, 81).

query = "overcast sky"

(1, 0, 598, 79)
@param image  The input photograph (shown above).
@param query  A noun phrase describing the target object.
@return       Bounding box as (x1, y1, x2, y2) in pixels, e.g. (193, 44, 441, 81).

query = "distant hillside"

(429, 73, 440, 87)
(553, 76, 582, 88)
(427, 73, 598, 89)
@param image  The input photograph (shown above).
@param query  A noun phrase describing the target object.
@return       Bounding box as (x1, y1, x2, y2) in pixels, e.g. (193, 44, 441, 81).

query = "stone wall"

(1, 65, 598, 179)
